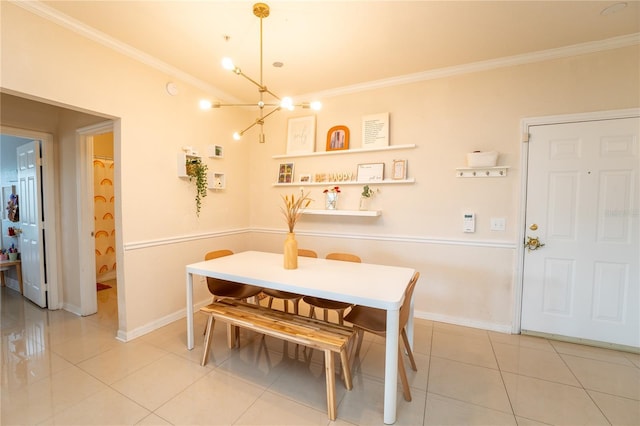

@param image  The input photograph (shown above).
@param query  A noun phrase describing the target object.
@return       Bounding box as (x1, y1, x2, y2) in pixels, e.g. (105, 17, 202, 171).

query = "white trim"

(514, 108, 640, 334)
(116, 298, 211, 342)
(305, 33, 640, 100)
(11, 0, 239, 103)
(123, 227, 518, 251)
(253, 227, 518, 249)
(0, 126, 61, 310)
(13, 1, 639, 100)
(415, 310, 513, 335)
(76, 121, 113, 317)
(124, 228, 249, 251)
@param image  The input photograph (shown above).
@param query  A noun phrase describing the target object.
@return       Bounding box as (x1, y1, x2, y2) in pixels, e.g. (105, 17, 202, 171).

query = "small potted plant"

(359, 185, 378, 210)
(186, 158, 208, 216)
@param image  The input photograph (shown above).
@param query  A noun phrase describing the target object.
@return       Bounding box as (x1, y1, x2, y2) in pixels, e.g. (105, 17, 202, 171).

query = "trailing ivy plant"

(186, 158, 208, 216)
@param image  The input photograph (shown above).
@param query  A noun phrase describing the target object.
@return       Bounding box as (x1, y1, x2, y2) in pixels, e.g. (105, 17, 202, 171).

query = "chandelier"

(200, 2, 321, 143)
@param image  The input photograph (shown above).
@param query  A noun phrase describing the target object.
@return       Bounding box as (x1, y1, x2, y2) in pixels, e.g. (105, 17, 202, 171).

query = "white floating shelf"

(272, 144, 416, 159)
(273, 178, 415, 187)
(455, 166, 510, 178)
(302, 209, 381, 217)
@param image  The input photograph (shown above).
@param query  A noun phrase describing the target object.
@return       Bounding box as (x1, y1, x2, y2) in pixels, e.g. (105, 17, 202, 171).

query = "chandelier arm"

(214, 103, 267, 107)
(260, 106, 282, 121)
(238, 120, 261, 136)
(235, 70, 267, 92)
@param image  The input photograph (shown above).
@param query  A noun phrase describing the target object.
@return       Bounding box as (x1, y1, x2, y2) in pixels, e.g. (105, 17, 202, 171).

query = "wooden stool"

(0, 259, 23, 294)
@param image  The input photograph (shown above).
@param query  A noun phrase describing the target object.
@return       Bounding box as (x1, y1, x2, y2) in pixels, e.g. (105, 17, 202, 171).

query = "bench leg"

(201, 315, 215, 366)
(227, 324, 239, 348)
(324, 350, 337, 421)
(339, 348, 353, 390)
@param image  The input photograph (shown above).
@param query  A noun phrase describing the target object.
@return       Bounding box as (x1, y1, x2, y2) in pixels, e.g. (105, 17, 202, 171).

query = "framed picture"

(286, 116, 316, 155)
(362, 112, 389, 149)
(277, 162, 294, 183)
(298, 174, 312, 183)
(357, 163, 385, 182)
(392, 160, 407, 180)
(326, 125, 350, 151)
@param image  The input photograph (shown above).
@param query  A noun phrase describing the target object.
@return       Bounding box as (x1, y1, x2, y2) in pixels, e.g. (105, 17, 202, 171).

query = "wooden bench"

(200, 299, 355, 420)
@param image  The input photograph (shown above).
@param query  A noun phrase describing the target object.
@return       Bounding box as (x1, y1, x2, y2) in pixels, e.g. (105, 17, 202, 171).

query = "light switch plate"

(490, 217, 506, 231)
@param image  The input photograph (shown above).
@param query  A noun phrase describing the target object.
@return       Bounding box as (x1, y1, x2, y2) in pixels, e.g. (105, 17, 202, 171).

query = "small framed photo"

(357, 163, 385, 182)
(298, 174, 312, 183)
(392, 160, 407, 180)
(326, 125, 350, 151)
(277, 162, 294, 183)
(287, 116, 316, 155)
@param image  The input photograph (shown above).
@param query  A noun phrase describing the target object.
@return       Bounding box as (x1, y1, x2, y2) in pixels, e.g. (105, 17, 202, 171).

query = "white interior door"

(521, 117, 639, 348)
(17, 141, 46, 307)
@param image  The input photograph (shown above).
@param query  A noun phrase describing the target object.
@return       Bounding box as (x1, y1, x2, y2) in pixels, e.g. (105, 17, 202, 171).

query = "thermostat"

(463, 213, 475, 233)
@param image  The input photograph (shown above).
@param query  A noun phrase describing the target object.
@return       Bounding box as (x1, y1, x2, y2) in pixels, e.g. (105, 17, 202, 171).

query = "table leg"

(384, 308, 399, 424)
(187, 271, 194, 350)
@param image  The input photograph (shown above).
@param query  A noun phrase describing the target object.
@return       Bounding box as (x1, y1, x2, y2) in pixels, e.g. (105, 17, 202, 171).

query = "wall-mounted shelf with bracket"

(208, 172, 226, 190)
(272, 144, 416, 159)
(456, 166, 509, 178)
(177, 153, 202, 178)
(302, 209, 381, 217)
(207, 145, 224, 159)
(274, 178, 415, 187)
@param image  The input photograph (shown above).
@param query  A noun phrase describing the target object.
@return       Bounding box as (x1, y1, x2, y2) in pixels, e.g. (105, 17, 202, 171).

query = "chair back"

(399, 272, 420, 330)
(326, 252, 361, 263)
(204, 249, 236, 294)
(298, 249, 318, 258)
(205, 249, 233, 261)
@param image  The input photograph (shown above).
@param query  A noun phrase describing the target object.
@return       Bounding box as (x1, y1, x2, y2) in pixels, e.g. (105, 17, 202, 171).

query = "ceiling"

(37, 1, 639, 104)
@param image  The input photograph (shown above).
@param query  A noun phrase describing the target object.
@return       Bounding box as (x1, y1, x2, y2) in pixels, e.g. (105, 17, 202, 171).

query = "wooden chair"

(203, 250, 264, 346)
(302, 252, 361, 325)
(262, 249, 317, 314)
(344, 271, 420, 401)
(204, 250, 263, 302)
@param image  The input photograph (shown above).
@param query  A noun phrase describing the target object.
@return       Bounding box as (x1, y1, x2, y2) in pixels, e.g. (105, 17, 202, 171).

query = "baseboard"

(62, 302, 82, 316)
(117, 298, 211, 342)
(522, 329, 640, 354)
(414, 309, 513, 334)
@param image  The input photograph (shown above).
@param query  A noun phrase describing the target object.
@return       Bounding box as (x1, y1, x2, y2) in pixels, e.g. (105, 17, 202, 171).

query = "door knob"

(529, 224, 538, 231)
(525, 236, 545, 251)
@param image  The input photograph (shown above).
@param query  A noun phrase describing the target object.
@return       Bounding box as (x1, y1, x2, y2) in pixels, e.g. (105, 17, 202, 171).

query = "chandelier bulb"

(310, 101, 322, 111)
(199, 100, 213, 110)
(233, 132, 241, 140)
(222, 57, 235, 71)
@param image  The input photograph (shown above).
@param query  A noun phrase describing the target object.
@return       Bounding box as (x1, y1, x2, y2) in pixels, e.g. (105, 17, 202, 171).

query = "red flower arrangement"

(323, 186, 341, 194)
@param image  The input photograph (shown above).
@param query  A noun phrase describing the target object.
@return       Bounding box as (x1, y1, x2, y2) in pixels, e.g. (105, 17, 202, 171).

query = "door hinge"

(522, 132, 530, 143)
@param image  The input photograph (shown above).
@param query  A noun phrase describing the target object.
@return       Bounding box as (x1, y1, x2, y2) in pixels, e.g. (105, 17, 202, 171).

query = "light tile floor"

(2, 284, 639, 425)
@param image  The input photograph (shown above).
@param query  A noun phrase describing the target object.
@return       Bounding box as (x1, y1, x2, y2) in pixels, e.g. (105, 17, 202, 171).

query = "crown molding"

(308, 32, 640, 100)
(13, 1, 639, 102)
(10, 0, 241, 103)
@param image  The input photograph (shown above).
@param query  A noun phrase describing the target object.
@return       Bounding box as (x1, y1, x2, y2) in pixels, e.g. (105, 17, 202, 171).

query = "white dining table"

(185, 250, 416, 424)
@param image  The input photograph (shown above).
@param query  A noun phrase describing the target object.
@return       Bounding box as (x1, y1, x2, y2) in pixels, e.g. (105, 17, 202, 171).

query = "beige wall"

(249, 46, 639, 330)
(2, 2, 638, 337)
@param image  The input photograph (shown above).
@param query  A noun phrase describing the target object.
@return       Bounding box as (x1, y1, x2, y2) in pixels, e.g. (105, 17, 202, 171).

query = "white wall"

(1, 1, 638, 337)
